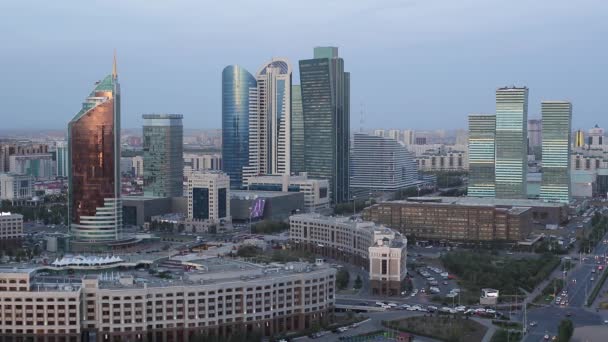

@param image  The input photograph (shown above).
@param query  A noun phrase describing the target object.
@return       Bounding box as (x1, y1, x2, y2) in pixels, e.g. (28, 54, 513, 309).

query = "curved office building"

(222, 65, 256, 189)
(68, 64, 122, 243)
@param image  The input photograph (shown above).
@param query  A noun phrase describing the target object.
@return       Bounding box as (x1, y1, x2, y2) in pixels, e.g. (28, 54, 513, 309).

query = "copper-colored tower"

(68, 55, 122, 242)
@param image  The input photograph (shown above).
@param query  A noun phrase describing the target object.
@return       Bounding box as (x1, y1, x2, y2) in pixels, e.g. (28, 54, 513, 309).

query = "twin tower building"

(222, 47, 350, 202)
(468, 87, 572, 203)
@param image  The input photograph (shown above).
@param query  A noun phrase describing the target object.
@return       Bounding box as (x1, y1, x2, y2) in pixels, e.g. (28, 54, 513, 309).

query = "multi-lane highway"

(523, 231, 608, 341)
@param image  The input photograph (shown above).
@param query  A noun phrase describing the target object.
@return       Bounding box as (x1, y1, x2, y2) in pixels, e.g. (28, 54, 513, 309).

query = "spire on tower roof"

(112, 50, 117, 79)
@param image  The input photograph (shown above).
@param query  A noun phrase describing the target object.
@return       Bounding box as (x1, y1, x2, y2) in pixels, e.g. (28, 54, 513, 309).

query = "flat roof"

(231, 190, 300, 199)
(400, 196, 565, 208)
(12, 258, 333, 291)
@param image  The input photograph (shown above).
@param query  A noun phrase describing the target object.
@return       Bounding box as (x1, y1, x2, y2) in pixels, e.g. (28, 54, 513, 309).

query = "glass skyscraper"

(495, 87, 528, 199)
(290, 84, 305, 174)
(299, 47, 350, 204)
(68, 59, 122, 242)
(142, 114, 184, 197)
(540, 101, 572, 203)
(55, 141, 68, 178)
(468, 114, 496, 197)
(222, 65, 256, 189)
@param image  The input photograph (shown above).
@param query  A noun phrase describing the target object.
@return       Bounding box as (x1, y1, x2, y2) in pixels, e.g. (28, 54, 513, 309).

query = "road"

(522, 230, 608, 342)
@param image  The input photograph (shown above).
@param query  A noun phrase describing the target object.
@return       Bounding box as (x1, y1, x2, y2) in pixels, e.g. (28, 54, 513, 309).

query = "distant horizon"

(1, 1, 606, 131)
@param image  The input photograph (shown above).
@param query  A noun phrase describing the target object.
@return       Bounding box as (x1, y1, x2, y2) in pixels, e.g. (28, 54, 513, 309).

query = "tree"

(354, 275, 362, 289)
(336, 268, 350, 290)
(557, 319, 573, 342)
(236, 245, 262, 258)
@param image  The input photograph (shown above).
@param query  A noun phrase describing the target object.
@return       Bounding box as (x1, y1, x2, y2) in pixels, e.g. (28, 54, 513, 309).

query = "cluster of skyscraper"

(468, 87, 572, 203)
(222, 47, 350, 204)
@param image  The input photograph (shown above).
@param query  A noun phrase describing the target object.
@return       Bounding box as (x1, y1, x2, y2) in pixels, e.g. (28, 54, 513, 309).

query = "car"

(566, 312, 572, 317)
(591, 277, 595, 281)
(406, 306, 417, 311)
(388, 302, 398, 307)
(400, 304, 411, 310)
(485, 309, 496, 314)
(427, 305, 438, 312)
(375, 301, 386, 307)
(455, 305, 466, 312)
(443, 281, 449, 285)
(529, 321, 538, 327)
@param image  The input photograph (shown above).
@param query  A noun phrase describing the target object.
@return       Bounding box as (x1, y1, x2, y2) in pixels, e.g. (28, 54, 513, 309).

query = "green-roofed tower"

(67, 55, 122, 247)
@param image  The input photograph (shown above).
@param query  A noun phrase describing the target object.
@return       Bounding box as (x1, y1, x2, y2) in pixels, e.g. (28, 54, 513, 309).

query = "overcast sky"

(0, 0, 606, 131)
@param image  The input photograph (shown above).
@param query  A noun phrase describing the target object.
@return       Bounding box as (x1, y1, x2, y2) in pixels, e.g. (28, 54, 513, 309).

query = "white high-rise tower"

(243, 58, 292, 185)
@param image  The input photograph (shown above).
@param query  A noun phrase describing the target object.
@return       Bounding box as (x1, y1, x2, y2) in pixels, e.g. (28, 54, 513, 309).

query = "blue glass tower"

(222, 65, 256, 189)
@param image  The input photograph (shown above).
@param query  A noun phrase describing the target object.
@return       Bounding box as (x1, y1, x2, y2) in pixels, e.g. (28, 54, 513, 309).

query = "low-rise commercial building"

(0, 212, 23, 240)
(289, 214, 407, 295)
(362, 197, 552, 242)
(0, 173, 33, 200)
(0, 259, 335, 341)
(246, 173, 330, 212)
(231, 190, 304, 222)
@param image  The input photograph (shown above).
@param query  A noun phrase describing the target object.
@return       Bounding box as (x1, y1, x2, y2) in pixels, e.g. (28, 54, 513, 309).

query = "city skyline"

(1, 1, 606, 130)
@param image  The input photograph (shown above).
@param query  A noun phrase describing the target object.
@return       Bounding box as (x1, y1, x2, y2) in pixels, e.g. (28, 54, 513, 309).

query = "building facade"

(351, 133, 418, 192)
(142, 114, 184, 197)
(246, 173, 330, 212)
(468, 114, 496, 197)
(0, 212, 23, 240)
(362, 198, 537, 242)
(132, 156, 144, 177)
(540, 102, 572, 203)
(527, 119, 542, 157)
(0, 261, 335, 341)
(9, 154, 54, 180)
(402, 130, 415, 145)
(68, 61, 122, 243)
(290, 84, 305, 174)
(574, 129, 585, 148)
(415, 150, 468, 172)
(243, 58, 292, 184)
(387, 130, 400, 141)
(495, 87, 528, 199)
(187, 171, 230, 223)
(222, 65, 256, 189)
(0, 143, 49, 173)
(184, 153, 222, 172)
(289, 214, 407, 295)
(0, 173, 33, 200)
(299, 47, 350, 204)
(55, 141, 69, 178)
(588, 125, 604, 147)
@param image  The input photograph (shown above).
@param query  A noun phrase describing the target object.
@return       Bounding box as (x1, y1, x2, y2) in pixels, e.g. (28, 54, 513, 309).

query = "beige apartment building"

(0, 212, 23, 240)
(289, 214, 407, 296)
(0, 259, 335, 341)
